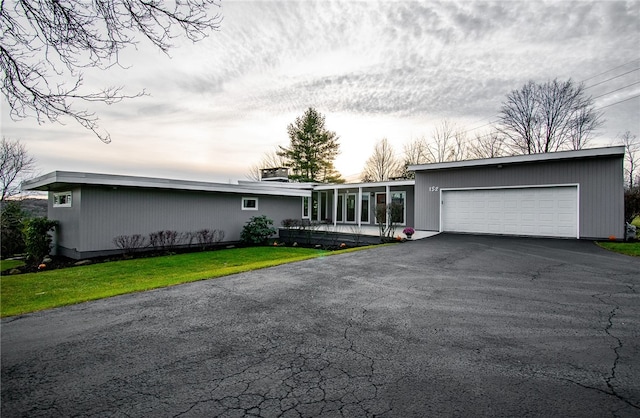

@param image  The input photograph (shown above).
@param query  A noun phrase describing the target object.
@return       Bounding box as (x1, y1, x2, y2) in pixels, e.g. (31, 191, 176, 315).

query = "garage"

(441, 186, 578, 238)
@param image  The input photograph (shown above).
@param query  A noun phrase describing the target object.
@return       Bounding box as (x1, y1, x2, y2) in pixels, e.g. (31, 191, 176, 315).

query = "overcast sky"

(2, 0, 639, 183)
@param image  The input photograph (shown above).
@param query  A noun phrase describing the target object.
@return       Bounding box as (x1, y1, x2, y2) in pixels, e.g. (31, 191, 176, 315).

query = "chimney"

(260, 167, 289, 182)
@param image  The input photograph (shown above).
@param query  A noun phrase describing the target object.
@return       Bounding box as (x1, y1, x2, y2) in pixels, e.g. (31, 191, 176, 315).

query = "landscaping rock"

(42, 256, 53, 264)
(74, 260, 92, 266)
(8, 269, 22, 275)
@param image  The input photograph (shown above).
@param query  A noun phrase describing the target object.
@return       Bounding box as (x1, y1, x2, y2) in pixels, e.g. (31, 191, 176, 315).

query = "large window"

(302, 196, 310, 219)
(361, 193, 370, 223)
(375, 191, 406, 225)
(53, 191, 72, 208)
(242, 197, 258, 210)
(391, 191, 406, 225)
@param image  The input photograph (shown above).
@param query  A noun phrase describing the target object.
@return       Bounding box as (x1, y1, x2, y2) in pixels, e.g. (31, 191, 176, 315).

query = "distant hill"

(1, 198, 48, 217)
(21, 198, 48, 217)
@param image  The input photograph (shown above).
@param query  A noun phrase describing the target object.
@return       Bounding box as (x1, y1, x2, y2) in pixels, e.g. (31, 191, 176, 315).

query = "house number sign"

(429, 186, 439, 192)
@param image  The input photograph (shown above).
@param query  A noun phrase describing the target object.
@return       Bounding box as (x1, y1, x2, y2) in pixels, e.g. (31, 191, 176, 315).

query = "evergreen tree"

(279, 108, 343, 183)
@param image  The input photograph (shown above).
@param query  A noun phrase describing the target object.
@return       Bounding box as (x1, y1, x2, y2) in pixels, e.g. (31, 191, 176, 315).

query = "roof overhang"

(313, 179, 415, 191)
(409, 146, 626, 172)
(21, 171, 313, 197)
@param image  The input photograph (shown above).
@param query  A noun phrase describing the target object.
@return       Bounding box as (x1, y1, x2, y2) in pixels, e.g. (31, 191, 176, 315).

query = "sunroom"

(309, 180, 415, 228)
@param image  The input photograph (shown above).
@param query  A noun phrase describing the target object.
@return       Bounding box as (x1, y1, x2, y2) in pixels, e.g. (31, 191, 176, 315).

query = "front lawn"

(0, 259, 25, 272)
(596, 241, 640, 257)
(0, 247, 337, 317)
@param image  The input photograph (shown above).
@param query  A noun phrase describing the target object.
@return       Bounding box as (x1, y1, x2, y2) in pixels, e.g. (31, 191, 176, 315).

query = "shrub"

(149, 230, 181, 251)
(1, 200, 27, 257)
(375, 203, 402, 239)
(194, 229, 225, 250)
(281, 218, 301, 229)
(113, 234, 148, 254)
(22, 217, 58, 263)
(241, 215, 276, 245)
(625, 187, 640, 224)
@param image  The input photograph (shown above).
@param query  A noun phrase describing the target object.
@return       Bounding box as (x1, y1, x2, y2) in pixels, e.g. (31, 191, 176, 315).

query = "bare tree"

(618, 131, 640, 189)
(403, 137, 428, 166)
(246, 148, 290, 181)
(468, 130, 507, 159)
(497, 79, 603, 154)
(1, 0, 222, 143)
(425, 120, 467, 163)
(361, 138, 403, 182)
(1, 137, 36, 201)
(450, 127, 468, 162)
(400, 137, 429, 179)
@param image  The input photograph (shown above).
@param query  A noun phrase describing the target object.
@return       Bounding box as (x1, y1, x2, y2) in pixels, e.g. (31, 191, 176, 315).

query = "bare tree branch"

(246, 148, 290, 182)
(1, 0, 222, 142)
(361, 138, 403, 182)
(497, 79, 603, 154)
(617, 131, 640, 189)
(1, 137, 36, 201)
(468, 130, 507, 159)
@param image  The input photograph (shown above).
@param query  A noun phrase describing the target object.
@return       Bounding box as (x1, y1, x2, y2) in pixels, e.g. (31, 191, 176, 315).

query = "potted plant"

(403, 227, 415, 239)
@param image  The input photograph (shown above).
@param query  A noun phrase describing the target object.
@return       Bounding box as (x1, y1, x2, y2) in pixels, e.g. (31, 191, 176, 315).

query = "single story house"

(22, 146, 625, 259)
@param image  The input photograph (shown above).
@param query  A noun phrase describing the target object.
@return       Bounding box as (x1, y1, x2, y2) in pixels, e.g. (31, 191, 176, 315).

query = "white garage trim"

(439, 184, 580, 238)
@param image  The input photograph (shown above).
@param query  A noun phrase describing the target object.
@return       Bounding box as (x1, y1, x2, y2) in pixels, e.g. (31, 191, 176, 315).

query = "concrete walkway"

(311, 224, 439, 240)
(2, 234, 639, 417)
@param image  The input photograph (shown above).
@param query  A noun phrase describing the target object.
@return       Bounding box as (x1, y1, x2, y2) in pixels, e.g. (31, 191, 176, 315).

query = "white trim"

(410, 146, 625, 172)
(439, 183, 579, 192)
(439, 183, 580, 238)
(302, 196, 310, 219)
(22, 171, 312, 197)
(313, 179, 414, 191)
(360, 192, 370, 225)
(241, 197, 259, 211)
(53, 191, 72, 208)
(576, 184, 580, 239)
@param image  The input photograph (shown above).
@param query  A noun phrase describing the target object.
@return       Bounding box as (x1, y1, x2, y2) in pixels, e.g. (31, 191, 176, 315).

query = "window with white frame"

(242, 197, 258, 210)
(53, 191, 72, 207)
(302, 196, 310, 219)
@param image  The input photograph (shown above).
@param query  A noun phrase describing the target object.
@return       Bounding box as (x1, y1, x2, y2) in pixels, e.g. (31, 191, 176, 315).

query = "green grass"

(0, 259, 25, 272)
(597, 241, 640, 257)
(0, 246, 344, 318)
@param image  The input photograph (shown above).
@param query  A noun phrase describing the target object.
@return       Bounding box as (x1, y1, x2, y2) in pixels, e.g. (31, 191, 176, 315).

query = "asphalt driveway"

(2, 234, 640, 417)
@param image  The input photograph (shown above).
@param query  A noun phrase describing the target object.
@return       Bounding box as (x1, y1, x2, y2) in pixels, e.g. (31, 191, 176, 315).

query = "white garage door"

(442, 186, 578, 238)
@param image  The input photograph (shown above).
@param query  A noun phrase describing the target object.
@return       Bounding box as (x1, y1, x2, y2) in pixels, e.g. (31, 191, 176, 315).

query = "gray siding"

(48, 187, 82, 257)
(414, 156, 624, 239)
(58, 186, 302, 258)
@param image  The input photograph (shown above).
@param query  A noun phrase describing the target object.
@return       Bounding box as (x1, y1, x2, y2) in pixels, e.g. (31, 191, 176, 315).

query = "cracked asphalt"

(2, 234, 640, 417)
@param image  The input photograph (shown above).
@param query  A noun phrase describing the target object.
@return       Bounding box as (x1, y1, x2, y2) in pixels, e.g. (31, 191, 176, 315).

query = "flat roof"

(21, 171, 313, 197)
(408, 146, 626, 172)
(313, 179, 415, 191)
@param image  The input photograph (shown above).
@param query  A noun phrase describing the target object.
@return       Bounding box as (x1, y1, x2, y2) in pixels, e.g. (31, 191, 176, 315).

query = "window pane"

(361, 194, 369, 223)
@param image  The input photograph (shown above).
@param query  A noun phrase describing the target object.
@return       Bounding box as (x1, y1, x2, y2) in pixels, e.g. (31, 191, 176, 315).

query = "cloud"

(2, 0, 638, 182)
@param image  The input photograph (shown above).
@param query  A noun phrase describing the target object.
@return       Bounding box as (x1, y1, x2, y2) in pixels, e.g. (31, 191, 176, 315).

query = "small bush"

(22, 217, 58, 263)
(241, 215, 276, 245)
(113, 234, 148, 254)
(195, 229, 225, 250)
(149, 230, 180, 251)
(281, 218, 301, 229)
